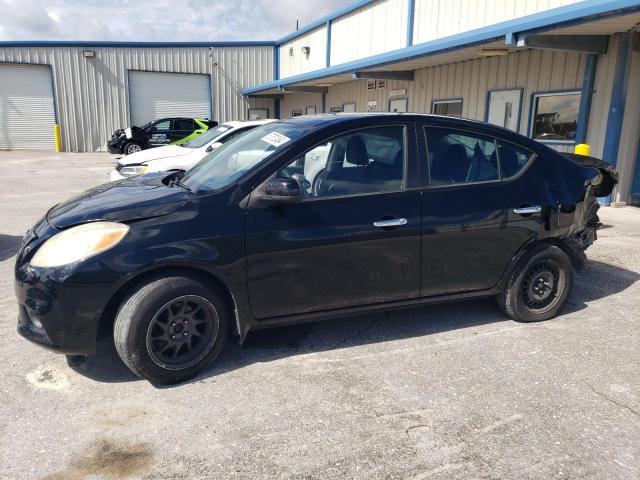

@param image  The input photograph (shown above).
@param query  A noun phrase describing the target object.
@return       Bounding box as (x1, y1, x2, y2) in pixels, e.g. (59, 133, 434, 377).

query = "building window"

(531, 91, 581, 143)
(291, 110, 303, 117)
(432, 99, 463, 118)
(248, 108, 269, 120)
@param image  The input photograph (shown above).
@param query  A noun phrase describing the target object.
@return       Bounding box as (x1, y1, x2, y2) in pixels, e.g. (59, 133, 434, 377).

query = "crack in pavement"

(587, 382, 640, 420)
(330, 315, 385, 350)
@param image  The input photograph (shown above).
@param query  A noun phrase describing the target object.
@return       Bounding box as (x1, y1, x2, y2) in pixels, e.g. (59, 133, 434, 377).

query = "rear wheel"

(114, 275, 229, 384)
(497, 245, 573, 322)
(123, 141, 142, 155)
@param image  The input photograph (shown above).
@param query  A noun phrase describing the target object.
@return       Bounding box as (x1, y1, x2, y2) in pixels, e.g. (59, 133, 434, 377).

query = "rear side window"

(424, 128, 499, 185)
(497, 141, 534, 178)
(174, 119, 196, 131)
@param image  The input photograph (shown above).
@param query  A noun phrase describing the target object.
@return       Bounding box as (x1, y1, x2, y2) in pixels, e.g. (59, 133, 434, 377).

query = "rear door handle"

(373, 218, 408, 228)
(513, 206, 542, 214)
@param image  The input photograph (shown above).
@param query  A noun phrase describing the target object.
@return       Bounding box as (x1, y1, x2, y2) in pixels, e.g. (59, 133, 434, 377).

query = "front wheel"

(123, 141, 142, 155)
(114, 275, 229, 384)
(497, 245, 574, 322)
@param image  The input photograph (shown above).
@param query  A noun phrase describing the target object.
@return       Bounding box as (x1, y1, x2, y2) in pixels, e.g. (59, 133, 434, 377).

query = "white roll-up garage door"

(128, 71, 212, 126)
(0, 64, 56, 150)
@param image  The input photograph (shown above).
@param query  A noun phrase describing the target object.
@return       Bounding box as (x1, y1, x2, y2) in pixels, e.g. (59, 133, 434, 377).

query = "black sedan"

(108, 117, 217, 155)
(15, 114, 617, 384)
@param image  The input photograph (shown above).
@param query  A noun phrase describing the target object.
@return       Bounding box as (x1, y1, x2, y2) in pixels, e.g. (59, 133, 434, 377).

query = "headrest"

(346, 135, 369, 166)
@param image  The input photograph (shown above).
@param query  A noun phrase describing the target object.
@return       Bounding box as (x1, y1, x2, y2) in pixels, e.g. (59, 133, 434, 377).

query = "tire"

(497, 245, 574, 323)
(123, 141, 143, 155)
(114, 274, 229, 384)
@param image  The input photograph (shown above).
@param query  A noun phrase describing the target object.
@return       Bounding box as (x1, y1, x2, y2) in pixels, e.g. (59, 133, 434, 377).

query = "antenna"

(296, 19, 299, 30)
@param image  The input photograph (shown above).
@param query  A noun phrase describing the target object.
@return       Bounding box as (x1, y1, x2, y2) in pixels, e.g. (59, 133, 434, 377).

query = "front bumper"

(108, 138, 125, 154)
(14, 222, 116, 355)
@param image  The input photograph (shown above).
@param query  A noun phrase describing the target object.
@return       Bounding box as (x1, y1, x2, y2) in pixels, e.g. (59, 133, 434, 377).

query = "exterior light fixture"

(83, 50, 95, 58)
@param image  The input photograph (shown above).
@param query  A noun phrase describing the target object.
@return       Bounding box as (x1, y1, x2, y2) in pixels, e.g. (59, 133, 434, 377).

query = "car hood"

(118, 145, 190, 165)
(47, 173, 190, 229)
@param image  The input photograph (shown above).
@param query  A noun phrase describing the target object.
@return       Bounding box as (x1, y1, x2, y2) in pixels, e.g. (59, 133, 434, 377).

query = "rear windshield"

(183, 124, 234, 149)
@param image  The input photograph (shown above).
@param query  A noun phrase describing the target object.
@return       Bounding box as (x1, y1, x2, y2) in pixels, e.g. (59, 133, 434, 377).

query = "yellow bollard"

(574, 143, 591, 156)
(54, 124, 62, 153)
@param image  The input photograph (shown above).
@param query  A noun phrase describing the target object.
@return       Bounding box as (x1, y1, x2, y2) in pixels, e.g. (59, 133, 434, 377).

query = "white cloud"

(0, 0, 353, 41)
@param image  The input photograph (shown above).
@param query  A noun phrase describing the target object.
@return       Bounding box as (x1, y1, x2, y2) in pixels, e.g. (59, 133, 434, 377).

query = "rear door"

(171, 118, 197, 144)
(419, 124, 544, 296)
(245, 123, 422, 319)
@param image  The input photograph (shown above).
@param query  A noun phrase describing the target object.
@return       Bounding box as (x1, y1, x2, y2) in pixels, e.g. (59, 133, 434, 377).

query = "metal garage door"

(0, 64, 56, 150)
(128, 71, 212, 126)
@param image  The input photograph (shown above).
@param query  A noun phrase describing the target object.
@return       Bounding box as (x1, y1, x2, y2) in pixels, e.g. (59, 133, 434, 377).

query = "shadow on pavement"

(70, 259, 639, 385)
(0, 234, 22, 262)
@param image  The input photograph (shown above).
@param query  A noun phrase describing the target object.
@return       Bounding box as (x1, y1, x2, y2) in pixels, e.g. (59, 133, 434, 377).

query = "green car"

(108, 117, 218, 155)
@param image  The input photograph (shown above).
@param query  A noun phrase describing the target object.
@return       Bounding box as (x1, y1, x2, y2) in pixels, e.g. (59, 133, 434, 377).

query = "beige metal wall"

(325, 48, 586, 153)
(413, 0, 583, 45)
(330, 0, 409, 66)
(0, 45, 274, 152)
(280, 92, 323, 118)
(279, 26, 327, 79)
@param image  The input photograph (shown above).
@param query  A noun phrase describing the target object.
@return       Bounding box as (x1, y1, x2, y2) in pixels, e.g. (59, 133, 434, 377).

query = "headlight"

(30, 221, 129, 268)
(119, 165, 148, 177)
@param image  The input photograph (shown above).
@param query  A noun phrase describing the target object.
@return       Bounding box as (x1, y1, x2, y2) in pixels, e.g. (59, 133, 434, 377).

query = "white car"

(109, 119, 275, 181)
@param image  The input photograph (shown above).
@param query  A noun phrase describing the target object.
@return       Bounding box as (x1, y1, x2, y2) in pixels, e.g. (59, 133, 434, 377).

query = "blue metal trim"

(0, 40, 275, 48)
(275, 0, 374, 44)
(274, 98, 281, 119)
(601, 32, 633, 204)
(244, 0, 640, 95)
(575, 54, 598, 143)
(527, 89, 582, 142)
(431, 98, 463, 114)
(274, 46, 280, 81)
(326, 20, 332, 68)
(407, 0, 416, 47)
(630, 136, 640, 205)
(484, 88, 524, 133)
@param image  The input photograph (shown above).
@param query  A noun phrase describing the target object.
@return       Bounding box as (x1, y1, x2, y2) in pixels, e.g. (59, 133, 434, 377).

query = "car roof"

(220, 119, 277, 129)
(279, 113, 539, 149)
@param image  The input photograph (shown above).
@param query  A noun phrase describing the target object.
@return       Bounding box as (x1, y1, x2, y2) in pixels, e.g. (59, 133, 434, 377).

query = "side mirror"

(206, 142, 223, 153)
(258, 177, 303, 205)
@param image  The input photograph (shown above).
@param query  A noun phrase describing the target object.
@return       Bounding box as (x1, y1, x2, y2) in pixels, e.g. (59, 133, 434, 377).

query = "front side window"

(432, 100, 463, 118)
(182, 122, 306, 192)
(531, 92, 581, 142)
(425, 128, 499, 185)
(278, 126, 405, 199)
(151, 120, 171, 132)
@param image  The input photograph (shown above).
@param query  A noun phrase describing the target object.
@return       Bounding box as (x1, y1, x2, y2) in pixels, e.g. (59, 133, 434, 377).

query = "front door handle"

(513, 206, 542, 214)
(373, 218, 408, 228)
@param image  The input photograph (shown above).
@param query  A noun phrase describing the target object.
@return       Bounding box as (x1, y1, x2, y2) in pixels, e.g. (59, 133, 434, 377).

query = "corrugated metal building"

(245, 0, 640, 205)
(0, 42, 275, 152)
(1, 0, 639, 205)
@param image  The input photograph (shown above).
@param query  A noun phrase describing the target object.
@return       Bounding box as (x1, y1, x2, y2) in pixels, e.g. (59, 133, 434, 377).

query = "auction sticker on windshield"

(261, 132, 291, 148)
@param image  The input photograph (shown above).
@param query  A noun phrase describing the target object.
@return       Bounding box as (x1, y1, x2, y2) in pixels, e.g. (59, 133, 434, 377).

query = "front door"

(245, 124, 422, 319)
(487, 89, 522, 132)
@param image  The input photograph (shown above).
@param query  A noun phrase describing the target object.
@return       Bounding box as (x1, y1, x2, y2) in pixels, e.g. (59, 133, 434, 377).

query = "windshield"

(182, 124, 234, 149)
(182, 122, 306, 192)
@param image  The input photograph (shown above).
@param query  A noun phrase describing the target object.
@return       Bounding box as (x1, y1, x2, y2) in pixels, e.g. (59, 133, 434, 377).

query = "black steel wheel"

(146, 295, 219, 370)
(497, 245, 573, 323)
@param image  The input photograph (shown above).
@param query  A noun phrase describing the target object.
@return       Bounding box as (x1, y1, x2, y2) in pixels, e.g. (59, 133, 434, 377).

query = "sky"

(0, 0, 354, 42)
